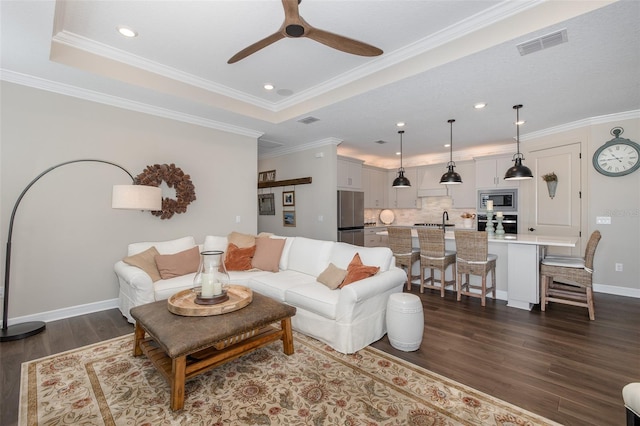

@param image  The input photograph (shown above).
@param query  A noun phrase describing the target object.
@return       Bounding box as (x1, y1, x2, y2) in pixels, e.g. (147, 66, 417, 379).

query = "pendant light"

(440, 119, 462, 184)
(392, 130, 411, 187)
(504, 104, 533, 180)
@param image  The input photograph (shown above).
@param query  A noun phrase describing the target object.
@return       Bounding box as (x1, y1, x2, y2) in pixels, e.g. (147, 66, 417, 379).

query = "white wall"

(519, 116, 640, 294)
(258, 144, 338, 240)
(0, 82, 259, 320)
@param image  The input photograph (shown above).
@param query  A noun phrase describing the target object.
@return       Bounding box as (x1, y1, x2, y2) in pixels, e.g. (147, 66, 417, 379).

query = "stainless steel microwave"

(477, 189, 518, 212)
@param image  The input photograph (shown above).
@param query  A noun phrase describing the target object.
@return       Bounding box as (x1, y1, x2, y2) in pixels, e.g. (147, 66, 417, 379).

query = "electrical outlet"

(596, 216, 611, 224)
(615, 263, 623, 272)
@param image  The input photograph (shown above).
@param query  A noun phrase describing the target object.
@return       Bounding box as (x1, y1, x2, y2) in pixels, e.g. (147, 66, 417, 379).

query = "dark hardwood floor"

(1, 291, 638, 425)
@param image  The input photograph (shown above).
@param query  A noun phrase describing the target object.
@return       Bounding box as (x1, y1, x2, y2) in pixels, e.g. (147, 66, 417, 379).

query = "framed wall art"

(258, 170, 276, 183)
(283, 211, 296, 227)
(258, 193, 275, 215)
(283, 190, 295, 207)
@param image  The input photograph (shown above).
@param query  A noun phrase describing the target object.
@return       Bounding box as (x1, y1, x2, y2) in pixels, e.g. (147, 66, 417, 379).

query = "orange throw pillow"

(224, 243, 256, 271)
(340, 253, 379, 287)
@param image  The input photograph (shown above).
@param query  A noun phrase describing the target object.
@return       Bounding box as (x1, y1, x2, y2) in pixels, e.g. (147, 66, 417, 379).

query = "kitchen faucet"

(442, 210, 449, 229)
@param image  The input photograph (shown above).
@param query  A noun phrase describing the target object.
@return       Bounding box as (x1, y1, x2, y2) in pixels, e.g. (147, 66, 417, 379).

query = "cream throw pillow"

(227, 231, 256, 248)
(123, 246, 162, 282)
(317, 263, 348, 290)
(154, 246, 200, 279)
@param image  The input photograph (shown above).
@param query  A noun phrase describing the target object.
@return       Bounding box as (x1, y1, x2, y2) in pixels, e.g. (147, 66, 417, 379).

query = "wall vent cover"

(517, 29, 568, 56)
(297, 116, 320, 124)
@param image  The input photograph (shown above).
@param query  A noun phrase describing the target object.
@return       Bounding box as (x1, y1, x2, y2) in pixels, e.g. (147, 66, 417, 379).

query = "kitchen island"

(377, 228, 577, 310)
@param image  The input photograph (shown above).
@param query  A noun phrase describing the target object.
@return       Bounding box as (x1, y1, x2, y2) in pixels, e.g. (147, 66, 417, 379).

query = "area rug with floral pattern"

(20, 332, 561, 425)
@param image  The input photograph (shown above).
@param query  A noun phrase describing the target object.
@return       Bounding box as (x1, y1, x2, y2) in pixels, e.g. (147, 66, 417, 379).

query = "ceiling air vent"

(517, 29, 568, 56)
(297, 116, 320, 125)
(374, 140, 388, 144)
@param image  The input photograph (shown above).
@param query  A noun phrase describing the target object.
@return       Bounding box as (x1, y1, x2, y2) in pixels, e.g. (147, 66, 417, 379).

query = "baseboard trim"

(6, 298, 120, 326)
(594, 283, 640, 298)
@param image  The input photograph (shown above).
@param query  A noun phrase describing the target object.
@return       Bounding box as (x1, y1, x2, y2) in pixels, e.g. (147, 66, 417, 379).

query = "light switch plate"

(596, 216, 611, 224)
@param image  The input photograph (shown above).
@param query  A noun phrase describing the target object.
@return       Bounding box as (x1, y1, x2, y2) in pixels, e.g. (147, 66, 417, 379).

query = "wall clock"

(592, 127, 640, 177)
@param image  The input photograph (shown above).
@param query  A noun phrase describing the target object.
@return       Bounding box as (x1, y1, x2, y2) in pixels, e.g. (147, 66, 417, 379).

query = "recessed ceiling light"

(117, 26, 138, 38)
(396, 122, 405, 127)
(474, 102, 487, 109)
(395, 151, 401, 156)
(444, 144, 451, 148)
(516, 120, 526, 125)
(263, 83, 275, 91)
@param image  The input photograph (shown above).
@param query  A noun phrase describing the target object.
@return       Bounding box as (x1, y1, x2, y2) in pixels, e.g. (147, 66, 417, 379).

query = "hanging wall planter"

(542, 172, 558, 199)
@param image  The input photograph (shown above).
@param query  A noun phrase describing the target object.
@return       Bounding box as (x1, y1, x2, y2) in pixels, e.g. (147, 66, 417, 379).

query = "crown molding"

(259, 137, 342, 159)
(520, 109, 640, 141)
(52, 30, 277, 112)
(0, 69, 263, 139)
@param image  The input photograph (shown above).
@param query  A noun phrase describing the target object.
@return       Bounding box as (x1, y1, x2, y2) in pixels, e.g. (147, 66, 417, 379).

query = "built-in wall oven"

(477, 213, 518, 234)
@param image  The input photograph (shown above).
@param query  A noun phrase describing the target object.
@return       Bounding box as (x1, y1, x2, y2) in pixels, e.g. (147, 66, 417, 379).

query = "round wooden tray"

(167, 285, 253, 316)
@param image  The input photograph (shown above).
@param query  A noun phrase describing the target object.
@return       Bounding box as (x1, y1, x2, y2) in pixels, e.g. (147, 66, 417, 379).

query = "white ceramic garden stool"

(386, 293, 424, 352)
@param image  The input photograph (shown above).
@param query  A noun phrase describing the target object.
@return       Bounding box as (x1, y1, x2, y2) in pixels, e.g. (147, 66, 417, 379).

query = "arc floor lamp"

(1, 159, 162, 342)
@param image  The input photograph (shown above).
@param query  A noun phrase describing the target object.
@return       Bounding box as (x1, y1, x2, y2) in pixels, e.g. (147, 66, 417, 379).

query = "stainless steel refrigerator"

(337, 190, 365, 246)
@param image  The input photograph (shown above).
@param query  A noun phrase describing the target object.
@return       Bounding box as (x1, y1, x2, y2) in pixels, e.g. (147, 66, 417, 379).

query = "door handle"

(528, 227, 536, 232)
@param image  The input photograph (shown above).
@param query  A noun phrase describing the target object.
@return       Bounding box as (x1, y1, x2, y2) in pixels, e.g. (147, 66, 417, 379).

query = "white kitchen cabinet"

(416, 164, 449, 197)
(447, 160, 476, 208)
(364, 227, 388, 247)
(475, 155, 520, 189)
(387, 167, 418, 208)
(337, 157, 363, 190)
(363, 166, 387, 208)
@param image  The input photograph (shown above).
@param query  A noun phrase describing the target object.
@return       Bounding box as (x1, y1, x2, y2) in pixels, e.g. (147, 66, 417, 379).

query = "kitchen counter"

(377, 229, 578, 310)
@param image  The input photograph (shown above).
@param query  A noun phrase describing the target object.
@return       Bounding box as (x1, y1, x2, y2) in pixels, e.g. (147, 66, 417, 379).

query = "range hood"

(417, 169, 448, 197)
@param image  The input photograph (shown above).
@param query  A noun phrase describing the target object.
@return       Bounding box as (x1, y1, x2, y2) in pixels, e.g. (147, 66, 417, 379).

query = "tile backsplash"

(365, 196, 476, 228)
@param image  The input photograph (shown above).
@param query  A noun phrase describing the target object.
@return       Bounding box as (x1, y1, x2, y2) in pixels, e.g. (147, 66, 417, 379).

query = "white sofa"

(114, 235, 407, 354)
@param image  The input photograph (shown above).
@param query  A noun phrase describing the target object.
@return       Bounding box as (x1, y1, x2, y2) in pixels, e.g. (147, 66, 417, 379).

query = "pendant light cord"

(514, 104, 523, 160)
(398, 130, 405, 171)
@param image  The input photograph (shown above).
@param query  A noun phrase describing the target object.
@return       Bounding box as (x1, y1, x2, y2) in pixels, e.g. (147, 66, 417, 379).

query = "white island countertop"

(377, 229, 577, 248)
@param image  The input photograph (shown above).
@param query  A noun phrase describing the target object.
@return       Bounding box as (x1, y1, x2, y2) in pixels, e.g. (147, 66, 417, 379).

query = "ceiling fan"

(227, 0, 383, 64)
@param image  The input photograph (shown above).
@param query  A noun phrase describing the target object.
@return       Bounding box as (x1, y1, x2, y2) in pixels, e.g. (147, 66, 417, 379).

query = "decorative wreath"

(135, 163, 196, 219)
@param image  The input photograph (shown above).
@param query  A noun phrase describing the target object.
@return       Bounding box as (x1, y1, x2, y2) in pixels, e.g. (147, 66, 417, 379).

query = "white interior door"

(522, 143, 582, 256)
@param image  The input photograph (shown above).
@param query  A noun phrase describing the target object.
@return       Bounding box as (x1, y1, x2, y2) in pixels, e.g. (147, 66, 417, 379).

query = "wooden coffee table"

(130, 291, 296, 411)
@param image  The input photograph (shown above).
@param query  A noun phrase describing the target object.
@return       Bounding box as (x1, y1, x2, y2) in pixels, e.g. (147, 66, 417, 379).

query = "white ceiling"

(2, 0, 639, 168)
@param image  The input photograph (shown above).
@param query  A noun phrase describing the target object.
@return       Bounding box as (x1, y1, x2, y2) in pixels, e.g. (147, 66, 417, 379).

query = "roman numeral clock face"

(593, 139, 640, 177)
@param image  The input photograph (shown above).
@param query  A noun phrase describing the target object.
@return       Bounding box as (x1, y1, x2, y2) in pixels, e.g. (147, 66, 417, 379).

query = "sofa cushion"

(329, 243, 393, 272)
(154, 273, 197, 301)
(203, 235, 228, 252)
(285, 283, 340, 320)
(224, 243, 256, 271)
(123, 246, 162, 282)
(270, 235, 294, 270)
(155, 246, 201, 279)
(340, 253, 380, 287)
(252, 237, 285, 272)
(287, 237, 334, 277)
(128, 236, 196, 256)
(227, 231, 256, 248)
(246, 270, 316, 301)
(317, 263, 347, 290)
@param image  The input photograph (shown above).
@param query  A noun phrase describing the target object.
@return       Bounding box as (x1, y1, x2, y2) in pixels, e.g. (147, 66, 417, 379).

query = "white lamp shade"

(112, 185, 162, 210)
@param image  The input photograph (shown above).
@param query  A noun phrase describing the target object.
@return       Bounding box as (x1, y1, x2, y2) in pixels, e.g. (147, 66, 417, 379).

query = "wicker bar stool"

(387, 227, 420, 291)
(540, 230, 601, 320)
(453, 230, 497, 306)
(416, 228, 456, 297)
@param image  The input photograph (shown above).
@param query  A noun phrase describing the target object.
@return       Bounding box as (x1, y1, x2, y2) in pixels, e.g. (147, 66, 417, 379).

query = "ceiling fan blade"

(227, 32, 285, 64)
(282, 0, 301, 23)
(305, 27, 383, 57)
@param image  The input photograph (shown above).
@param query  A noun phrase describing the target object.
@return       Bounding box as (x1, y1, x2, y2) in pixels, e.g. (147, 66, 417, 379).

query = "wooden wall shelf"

(258, 177, 312, 189)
